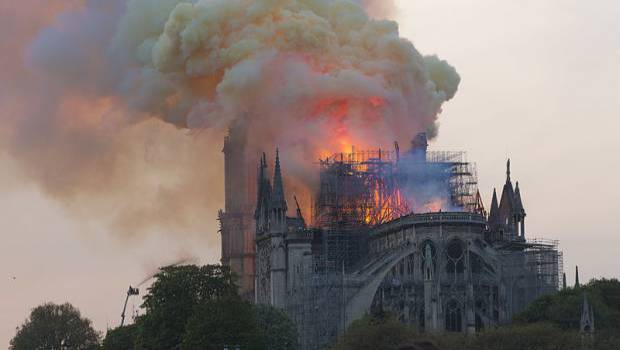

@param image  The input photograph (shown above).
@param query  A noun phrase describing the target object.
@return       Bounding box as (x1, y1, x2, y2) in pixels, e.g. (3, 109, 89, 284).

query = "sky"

(1, 0, 619, 347)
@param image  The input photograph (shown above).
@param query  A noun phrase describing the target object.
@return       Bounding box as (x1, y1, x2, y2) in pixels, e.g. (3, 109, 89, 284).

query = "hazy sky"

(1, 0, 619, 347)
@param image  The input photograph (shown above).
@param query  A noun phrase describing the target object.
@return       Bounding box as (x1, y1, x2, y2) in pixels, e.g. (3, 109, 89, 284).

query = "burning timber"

(219, 132, 562, 350)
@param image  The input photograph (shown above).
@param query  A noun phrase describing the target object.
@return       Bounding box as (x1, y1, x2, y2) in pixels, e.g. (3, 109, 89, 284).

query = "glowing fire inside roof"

(313, 138, 486, 228)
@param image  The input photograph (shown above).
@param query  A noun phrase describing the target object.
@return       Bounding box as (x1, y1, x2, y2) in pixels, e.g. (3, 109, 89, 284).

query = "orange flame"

(311, 96, 386, 159)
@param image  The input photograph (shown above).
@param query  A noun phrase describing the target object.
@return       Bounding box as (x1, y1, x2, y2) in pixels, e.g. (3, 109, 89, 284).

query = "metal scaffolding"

(313, 148, 485, 230)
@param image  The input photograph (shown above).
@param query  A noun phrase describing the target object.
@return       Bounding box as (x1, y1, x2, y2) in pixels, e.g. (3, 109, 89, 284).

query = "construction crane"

(120, 286, 139, 327)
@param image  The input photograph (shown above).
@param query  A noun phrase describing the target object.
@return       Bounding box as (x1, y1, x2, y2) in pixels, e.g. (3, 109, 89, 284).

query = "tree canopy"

(102, 323, 137, 350)
(515, 278, 620, 330)
(118, 264, 298, 350)
(332, 313, 417, 350)
(254, 304, 299, 350)
(135, 264, 239, 349)
(182, 297, 263, 350)
(10, 302, 100, 350)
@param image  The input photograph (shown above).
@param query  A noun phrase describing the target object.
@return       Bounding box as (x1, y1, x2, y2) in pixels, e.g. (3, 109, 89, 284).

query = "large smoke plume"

(1, 0, 459, 239)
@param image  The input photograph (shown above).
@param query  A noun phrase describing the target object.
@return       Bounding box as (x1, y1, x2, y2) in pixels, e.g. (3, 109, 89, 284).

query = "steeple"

(256, 153, 267, 202)
(268, 149, 288, 235)
(575, 266, 580, 288)
(563, 273, 567, 290)
(255, 153, 271, 234)
(488, 188, 499, 225)
(271, 148, 287, 211)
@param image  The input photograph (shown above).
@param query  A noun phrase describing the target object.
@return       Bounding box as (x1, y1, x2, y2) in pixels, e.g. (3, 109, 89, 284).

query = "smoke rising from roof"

(1, 0, 459, 239)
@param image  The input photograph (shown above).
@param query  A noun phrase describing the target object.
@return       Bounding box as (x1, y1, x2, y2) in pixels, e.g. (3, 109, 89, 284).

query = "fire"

(311, 96, 387, 159)
(423, 198, 447, 213)
(362, 169, 411, 225)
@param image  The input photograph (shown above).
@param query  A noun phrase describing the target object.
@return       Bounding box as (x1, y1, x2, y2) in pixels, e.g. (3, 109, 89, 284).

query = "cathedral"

(219, 131, 562, 350)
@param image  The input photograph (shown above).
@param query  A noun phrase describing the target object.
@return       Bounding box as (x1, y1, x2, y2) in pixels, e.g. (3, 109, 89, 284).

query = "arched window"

(446, 239, 465, 275)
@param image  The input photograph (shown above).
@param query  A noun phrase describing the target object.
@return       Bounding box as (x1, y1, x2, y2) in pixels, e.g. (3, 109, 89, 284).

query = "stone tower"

(255, 150, 296, 308)
(219, 122, 256, 298)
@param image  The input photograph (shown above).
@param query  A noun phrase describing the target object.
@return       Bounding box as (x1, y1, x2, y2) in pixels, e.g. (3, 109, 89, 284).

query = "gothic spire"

(575, 265, 580, 288)
(271, 148, 287, 210)
(514, 181, 525, 214)
(563, 273, 567, 290)
(488, 188, 500, 225)
(254, 152, 272, 234)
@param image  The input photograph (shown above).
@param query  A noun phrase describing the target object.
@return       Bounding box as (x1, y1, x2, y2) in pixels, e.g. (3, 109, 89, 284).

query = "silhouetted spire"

(488, 188, 499, 225)
(254, 152, 272, 234)
(563, 273, 567, 290)
(575, 266, 580, 288)
(271, 148, 287, 210)
(256, 153, 267, 202)
(506, 158, 511, 182)
(514, 182, 525, 214)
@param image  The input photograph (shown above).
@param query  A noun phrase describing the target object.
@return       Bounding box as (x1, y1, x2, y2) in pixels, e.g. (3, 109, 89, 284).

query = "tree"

(433, 323, 582, 350)
(515, 278, 620, 330)
(332, 313, 417, 350)
(10, 302, 100, 350)
(182, 298, 263, 350)
(135, 264, 238, 349)
(254, 304, 298, 350)
(102, 324, 137, 350)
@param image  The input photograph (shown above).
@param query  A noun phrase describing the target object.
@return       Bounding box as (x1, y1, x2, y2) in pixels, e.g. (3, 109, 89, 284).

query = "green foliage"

(182, 298, 263, 350)
(332, 313, 620, 350)
(133, 264, 298, 350)
(515, 278, 620, 331)
(135, 264, 238, 349)
(255, 304, 299, 350)
(10, 302, 100, 350)
(102, 324, 137, 350)
(332, 313, 417, 350)
(433, 323, 582, 350)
